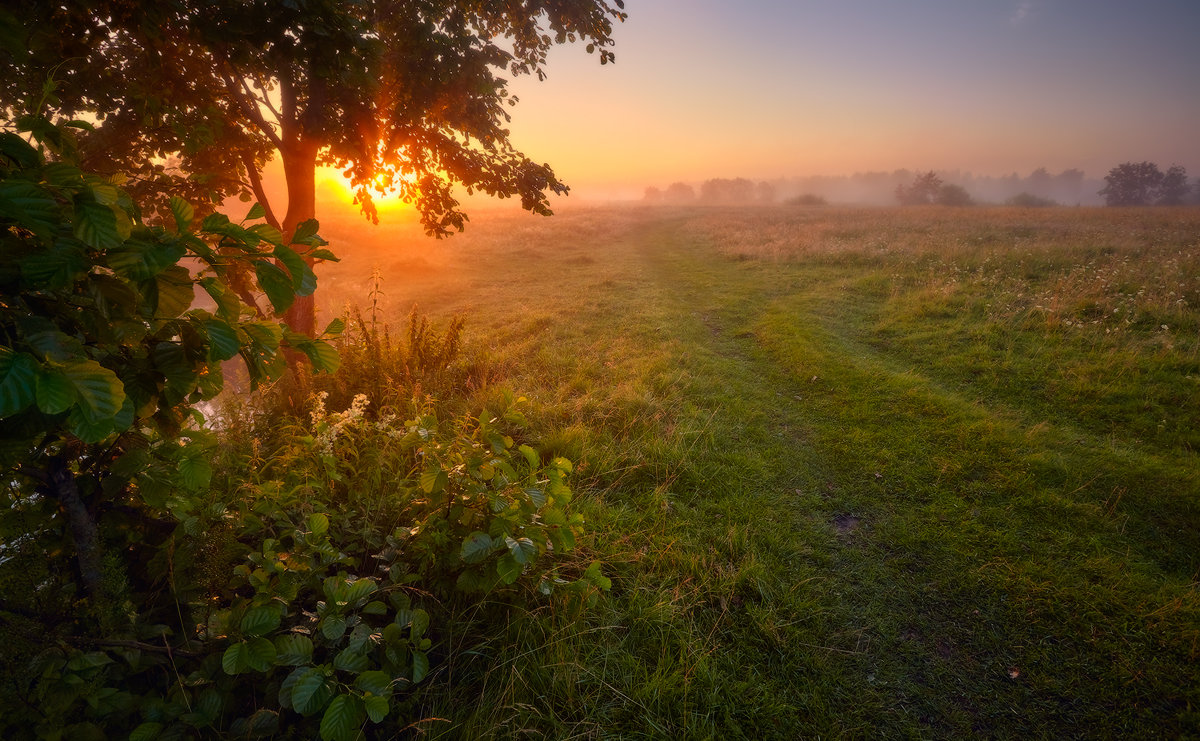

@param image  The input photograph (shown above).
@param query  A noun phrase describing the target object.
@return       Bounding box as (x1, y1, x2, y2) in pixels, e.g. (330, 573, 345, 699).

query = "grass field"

(316, 204, 1200, 738)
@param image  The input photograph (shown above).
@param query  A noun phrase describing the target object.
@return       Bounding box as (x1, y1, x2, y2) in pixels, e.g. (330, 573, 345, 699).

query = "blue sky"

(505, 0, 1200, 195)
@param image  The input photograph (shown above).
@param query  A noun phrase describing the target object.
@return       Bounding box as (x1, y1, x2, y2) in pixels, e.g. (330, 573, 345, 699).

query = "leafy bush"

(936, 183, 974, 206)
(0, 115, 605, 740)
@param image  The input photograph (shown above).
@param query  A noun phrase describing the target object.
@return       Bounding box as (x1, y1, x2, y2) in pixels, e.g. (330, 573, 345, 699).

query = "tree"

(1158, 165, 1192, 205)
(664, 182, 696, 202)
(1100, 161, 1165, 206)
(0, 0, 627, 335)
(895, 171, 942, 205)
(936, 183, 973, 206)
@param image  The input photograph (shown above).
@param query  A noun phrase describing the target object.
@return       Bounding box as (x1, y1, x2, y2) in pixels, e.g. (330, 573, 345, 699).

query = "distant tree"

(644, 186, 663, 203)
(1006, 192, 1058, 207)
(787, 193, 827, 206)
(895, 171, 943, 205)
(756, 180, 777, 204)
(664, 182, 696, 202)
(936, 183, 973, 206)
(701, 177, 757, 203)
(0, 0, 627, 335)
(1100, 162, 1165, 206)
(1158, 165, 1192, 205)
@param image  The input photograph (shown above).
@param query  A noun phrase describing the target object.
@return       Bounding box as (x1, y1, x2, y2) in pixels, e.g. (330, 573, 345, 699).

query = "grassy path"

(327, 207, 1199, 738)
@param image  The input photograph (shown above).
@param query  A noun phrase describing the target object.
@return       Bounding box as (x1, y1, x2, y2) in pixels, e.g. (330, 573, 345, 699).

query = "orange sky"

(258, 1, 1199, 211)
(502, 1, 1200, 199)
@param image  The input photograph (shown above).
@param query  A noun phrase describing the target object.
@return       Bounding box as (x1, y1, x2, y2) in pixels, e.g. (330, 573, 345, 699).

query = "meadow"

(312, 203, 1199, 738)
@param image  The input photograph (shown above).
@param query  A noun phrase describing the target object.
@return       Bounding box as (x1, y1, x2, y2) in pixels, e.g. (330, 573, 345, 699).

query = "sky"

(500, 0, 1200, 199)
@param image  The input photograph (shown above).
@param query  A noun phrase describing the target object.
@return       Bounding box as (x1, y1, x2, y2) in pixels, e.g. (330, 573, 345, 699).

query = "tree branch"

(213, 56, 285, 151)
(240, 151, 281, 231)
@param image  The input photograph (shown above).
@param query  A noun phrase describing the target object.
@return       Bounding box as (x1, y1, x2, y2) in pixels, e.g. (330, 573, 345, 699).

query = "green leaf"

(222, 642, 250, 675)
(291, 218, 320, 245)
(322, 318, 346, 338)
(410, 609, 430, 640)
(518, 444, 540, 469)
(505, 536, 538, 565)
(87, 182, 120, 206)
(73, 198, 122, 250)
(321, 615, 348, 641)
(361, 600, 388, 616)
(178, 456, 212, 491)
(291, 667, 333, 716)
(354, 670, 392, 697)
(496, 553, 523, 584)
(363, 694, 390, 724)
(307, 512, 329, 536)
(419, 468, 448, 495)
(274, 634, 315, 666)
(332, 646, 368, 673)
(242, 321, 283, 350)
(42, 162, 83, 186)
(129, 722, 163, 741)
(170, 196, 194, 232)
(583, 561, 612, 591)
(240, 605, 282, 637)
(203, 319, 240, 361)
(248, 222, 284, 246)
(273, 244, 317, 295)
(0, 349, 38, 418)
(222, 638, 276, 674)
(0, 180, 58, 238)
(298, 339, 341, 374)
(319, 694, 364, 741)
(411, 651, 430, 684)
(62, 359, 124, 424)
(460, 532, 494, 564)
(342, 578, 377, 606)
(153, 265, 194, 319)
(254, 260, 295, 313)
(0, 131, 40, 169)
(200, 278, 242, 322)
(244, 202, 266, 221)
(20, 242, 87, 287)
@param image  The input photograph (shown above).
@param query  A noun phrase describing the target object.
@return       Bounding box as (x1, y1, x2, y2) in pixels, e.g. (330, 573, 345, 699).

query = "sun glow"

(316, 165, 415, 215)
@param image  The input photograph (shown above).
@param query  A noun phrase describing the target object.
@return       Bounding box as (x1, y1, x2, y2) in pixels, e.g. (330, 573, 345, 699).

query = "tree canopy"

(1099, 161, 1191, 206)
(0, 0, 626, 332)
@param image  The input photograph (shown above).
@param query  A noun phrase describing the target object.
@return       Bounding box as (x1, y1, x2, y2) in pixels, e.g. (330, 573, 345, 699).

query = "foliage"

(894, 170, 943, 205)
(0, 113, 347, 735)
(0, 113, 605, 740)
(699, 177, 776, 204)
(1100, 161, 1192, 206)
(935, 182, 973, 206)
(0, 0, 627, 233)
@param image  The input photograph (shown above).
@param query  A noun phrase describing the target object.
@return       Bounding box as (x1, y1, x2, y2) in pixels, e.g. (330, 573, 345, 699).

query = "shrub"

(936, 183, 974, 206)
(0, 116, 606, 739)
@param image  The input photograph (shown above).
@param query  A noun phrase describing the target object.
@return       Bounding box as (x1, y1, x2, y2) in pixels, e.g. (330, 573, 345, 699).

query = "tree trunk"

(280, 139, 319, 336)
(45, 457, 104, 600)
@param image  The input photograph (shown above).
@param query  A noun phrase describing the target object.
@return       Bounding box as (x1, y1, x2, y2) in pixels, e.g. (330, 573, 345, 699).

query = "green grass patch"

(315, 204, 1200, 737)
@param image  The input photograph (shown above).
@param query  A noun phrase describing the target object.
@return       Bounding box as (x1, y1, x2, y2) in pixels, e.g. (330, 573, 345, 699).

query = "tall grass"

(300, 203, 1200, 737)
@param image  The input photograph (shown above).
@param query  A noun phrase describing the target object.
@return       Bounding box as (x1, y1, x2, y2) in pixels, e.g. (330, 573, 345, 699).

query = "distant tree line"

(1100, 162, 1193, 206)
(645, 163, 1200, 207)
(644, 178, 776, 205)
(894, 171, 974, 206)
